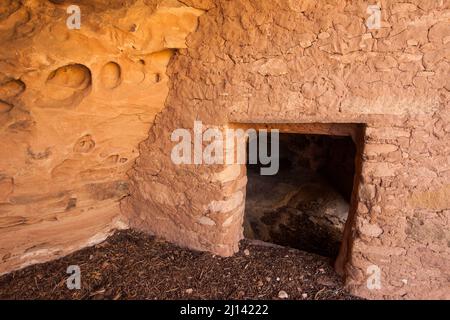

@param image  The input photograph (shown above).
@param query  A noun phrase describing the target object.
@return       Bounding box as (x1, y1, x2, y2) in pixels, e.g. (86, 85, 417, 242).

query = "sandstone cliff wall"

(0, 0, 203, 274)
(0, 0, 448, 300)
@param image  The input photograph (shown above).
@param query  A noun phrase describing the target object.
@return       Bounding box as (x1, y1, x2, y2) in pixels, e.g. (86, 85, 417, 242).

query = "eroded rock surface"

(0, 0, 448, 300)
(0, 0, 203, 274)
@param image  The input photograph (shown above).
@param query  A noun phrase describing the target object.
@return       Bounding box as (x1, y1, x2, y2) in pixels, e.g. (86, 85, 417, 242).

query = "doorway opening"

(243, 125, 359, 258)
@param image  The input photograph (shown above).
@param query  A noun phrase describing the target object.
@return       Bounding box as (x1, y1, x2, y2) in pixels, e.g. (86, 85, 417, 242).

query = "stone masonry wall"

(124, 0, 449, 299)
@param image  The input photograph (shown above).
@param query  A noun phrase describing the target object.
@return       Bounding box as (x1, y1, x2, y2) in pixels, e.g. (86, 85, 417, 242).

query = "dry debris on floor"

(0, 230, 359, 300)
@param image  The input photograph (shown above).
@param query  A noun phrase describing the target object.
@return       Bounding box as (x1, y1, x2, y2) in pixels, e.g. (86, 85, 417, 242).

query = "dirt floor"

(0, 230, 359, 300)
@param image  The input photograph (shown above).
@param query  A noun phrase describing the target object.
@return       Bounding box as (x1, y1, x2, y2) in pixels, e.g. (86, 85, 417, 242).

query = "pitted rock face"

(0, 0, 449, 300)
(0, 0, 204, 274)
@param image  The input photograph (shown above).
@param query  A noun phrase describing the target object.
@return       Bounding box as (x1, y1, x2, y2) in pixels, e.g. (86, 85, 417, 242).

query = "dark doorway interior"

(244, 133, 356, 258)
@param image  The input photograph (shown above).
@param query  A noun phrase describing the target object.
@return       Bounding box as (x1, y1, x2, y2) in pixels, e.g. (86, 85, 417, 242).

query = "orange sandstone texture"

(0, 0, 448, 300)
(123, 0, 449, 299)
(0, 0, 203, 274)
